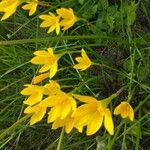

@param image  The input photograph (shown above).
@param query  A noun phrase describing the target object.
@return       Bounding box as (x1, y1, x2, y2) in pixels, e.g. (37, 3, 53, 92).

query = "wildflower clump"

(39, 8, 79, 34)
(21, 46, 135, 137)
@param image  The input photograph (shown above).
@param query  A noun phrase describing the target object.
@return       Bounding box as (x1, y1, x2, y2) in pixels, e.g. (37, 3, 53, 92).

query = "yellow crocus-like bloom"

(24, 103, 47, 125)
(44, 80, 61, 95)
(41, 92, 76, 123)
(39, 13, 60, 35)
(73, 94, 114, 136)
(114, 101, 134, 121)
(0, 0, 21, 21)
(31, 48, 59, 79)
(56, 8, 78, 30)
(73, 49, 92, 71)
(22, 0, 38, 16)
(21, 84, 44, 106)
(32, 72, 49, 84)
(52, 112, 83, 134)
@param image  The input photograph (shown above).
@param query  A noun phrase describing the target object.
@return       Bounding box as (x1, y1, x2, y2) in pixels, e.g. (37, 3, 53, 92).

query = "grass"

(0, 0, 150, 149)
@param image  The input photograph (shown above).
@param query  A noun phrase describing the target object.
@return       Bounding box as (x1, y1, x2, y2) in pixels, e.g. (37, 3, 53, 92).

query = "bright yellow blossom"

(73, 49, 92, 71)
(52, 112, 83, 134)
(114, 101, 134, 121)
(44, 80, 61, 95)
(32, 72, 49, 84)
(21, 84, 44, 106)
(41, 92, 76, 123)
(56, 8, 78, 30)
(73, 94, 114, 136)
(39, 13, 60, 35)
(24, 103, 47, 125)
(31, 48, 59, 79)
(22, 0, 38, 16)
(0, 0, 21, 21)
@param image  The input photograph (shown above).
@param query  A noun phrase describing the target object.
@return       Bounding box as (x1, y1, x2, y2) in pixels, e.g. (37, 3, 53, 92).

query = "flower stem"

(56, 127, 65, 150)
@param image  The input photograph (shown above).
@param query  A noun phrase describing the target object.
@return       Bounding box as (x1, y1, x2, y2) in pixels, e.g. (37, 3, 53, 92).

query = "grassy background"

(0, 0, 150, 149)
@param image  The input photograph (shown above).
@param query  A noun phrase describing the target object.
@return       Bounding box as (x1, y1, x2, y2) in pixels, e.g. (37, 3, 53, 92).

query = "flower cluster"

(21, 47, 134, 136)
(39, 8, 79, 35)
(2, 0, 135, 136)
(0, 0, 38, 20)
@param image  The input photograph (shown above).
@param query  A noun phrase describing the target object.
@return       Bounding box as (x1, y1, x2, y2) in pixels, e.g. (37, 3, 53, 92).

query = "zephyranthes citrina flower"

(24, 103, 47, 125)
(31, 48, 59, 79)
(52, 112, 83, 134)
(22, 0, 38, 16)
(39, 13, 60, 35)
(21, 84, 44, 106)
(44, 80, 61, 96)
(72, 94, 115, 136)
(32, 72, 49, 84)
(114, 101, 134, 121)
(56, 8, 78, 30)
(41, 92, 76, 123)
(73, 49, 92, 71)
(0, 0, 21, 21)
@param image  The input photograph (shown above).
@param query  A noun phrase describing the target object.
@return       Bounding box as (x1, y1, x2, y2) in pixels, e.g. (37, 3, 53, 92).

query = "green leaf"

(78, 0, 84, 5)
(125, 2, 137, 26)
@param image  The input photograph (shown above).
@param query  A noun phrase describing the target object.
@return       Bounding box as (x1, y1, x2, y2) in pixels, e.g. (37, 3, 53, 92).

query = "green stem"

(56, 127, 65, 150)
(0, 115, 30, 141)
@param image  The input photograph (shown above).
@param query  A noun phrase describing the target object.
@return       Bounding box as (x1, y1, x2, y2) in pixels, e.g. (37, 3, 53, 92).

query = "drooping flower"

(32, 72, 49, 84)
(52, 112, 83, 134)
(41, 92, 76, 123)
(22, 0, 38, 16)
(56, 8, 78, 30)
(21, 84, 44, 106)
(31, 48, 59, 78)
(39, 13, 60, 35)
(0, 0, 21, 21)
(72, 94, 114, 136)
(24, 103, 47, 125)
(114, 101, 134, 121)
(73, 49, 92, 71)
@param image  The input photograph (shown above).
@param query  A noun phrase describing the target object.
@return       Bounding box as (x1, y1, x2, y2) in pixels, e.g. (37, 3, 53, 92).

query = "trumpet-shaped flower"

(21, 84, 44, 106)
(114, 101, 134, 121)
(24, 103, 47, 125)
(22, 0, 38, 16)
(0, 0, 21, 21)
(73, 49, 92, 71)
(56, 8, 78, 30)
(52, 112, 83, 134)
(39, 13, 60, 35)
(31, 48, 59, 78)
(41, 92, 76, 123)
(73, 94, 114, 136)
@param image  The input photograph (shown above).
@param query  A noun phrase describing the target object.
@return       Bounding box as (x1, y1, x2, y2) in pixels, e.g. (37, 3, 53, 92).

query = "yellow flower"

(73, 94, 114, 136)
(0, 0, 21, 21)
(21, 84, 44, 106)
(73, 49, 92, 71)
(41, 92, 76, 123)
(22, 0, 38, 16)
(56, 8, 78, 30)
(52, 112, 83, 134)
(24, 103, 47, 125)
(32, 72, 49, 84)
(31, 48, 59, 79)
(39, 13, 60, 35)
(44, 80, 61, 95)
(114, 101, 134, 121)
